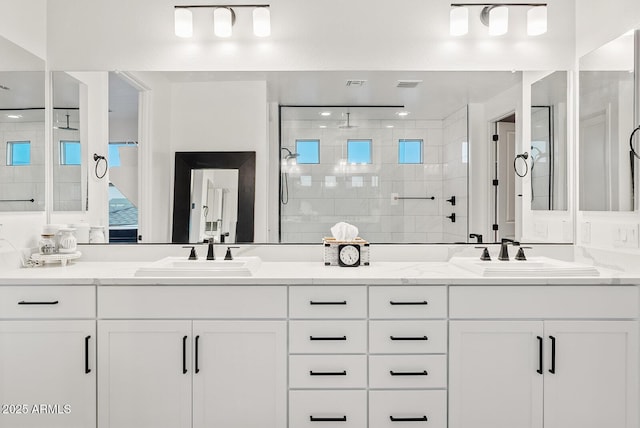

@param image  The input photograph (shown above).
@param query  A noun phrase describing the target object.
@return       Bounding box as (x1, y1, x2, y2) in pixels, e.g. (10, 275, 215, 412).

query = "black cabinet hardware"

(390, 336, 428, 341)
(446, 196, 456, 205)
(310, 336, 347, 341)
(182, 336, 188, 374)
(390, 370, 428, 376)
(536, 336, 543, 374)
(389, 301, 428, 306)
(195, 335, 200, 374)
(446, 213, 456, 222)
(549, 335, 556, 374)
(310, 370, 347, 376)
(309, 301, 347, 305)
(84, 335, 91, 374)
(390, 415, 428, 422)
(310, 416, 347, 422)
(18, 300, 59, 305)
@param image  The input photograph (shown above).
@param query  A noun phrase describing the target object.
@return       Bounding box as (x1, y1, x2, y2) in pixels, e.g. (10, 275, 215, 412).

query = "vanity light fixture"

(174, 4, 270, 38)
(450, 3, 547, 37)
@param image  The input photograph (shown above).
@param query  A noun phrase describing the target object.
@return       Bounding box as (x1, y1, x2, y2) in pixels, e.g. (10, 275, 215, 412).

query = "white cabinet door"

(192, 321, 286, 428)
(0, 320, 96, 428)
(449, 321, 544, 428)
(98, 320, 192, 428)
(544, 321, 639, 428)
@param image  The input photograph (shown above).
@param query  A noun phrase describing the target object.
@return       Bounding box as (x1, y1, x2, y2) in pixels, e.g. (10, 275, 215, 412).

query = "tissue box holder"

(323, 237, 370, 266)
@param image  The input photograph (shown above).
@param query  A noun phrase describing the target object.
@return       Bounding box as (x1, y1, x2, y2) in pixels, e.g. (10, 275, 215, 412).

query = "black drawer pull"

(18, 300, 59, 305)
(389, 301, 428, 305)
(310, 301, 347, 305)
(84, 335, 91, 374)
(390, 415, 428, 422)
(195, 335, 200, 374)
(310, 416, 347, 422)
(310, 336, 347, 341)
(390, 336, 428, 341)
(310, 370, 347, 376)
(549, 335, 556, 374)
(390, 370, 428, 376)
(536, 336, 543, 374)
(182, 336, 188, 374)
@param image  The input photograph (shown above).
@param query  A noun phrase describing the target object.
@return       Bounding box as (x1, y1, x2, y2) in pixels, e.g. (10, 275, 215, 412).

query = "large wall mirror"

(47, 69, 574, 245)
(530, 71, 568, 211)
(579, 30, 636, 211)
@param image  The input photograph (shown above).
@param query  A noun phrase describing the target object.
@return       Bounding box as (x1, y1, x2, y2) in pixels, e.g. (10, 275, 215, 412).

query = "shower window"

(347, 139, 372, 164)
(295, 139, 320, 164)
(6, 141, 31, 166)
(398, 139, 423, 164)
(60, 141, 81, 165)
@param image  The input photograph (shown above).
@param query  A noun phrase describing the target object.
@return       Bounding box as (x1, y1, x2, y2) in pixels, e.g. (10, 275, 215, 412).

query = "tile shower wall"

(281, 117, 469, 243)
(53, 128, 82, 211)
(0, 121, 45, 212)
(442, 106, 468, 243)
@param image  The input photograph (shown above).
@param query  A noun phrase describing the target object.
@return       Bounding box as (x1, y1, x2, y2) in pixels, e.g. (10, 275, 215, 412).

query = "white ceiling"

(161, 70, 522, 120)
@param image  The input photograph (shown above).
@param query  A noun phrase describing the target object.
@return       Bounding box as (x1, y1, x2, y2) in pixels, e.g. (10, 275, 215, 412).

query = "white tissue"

(330, 222, 359, 241)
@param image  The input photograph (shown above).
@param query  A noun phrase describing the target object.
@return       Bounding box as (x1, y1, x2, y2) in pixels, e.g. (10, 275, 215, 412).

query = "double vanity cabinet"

(0, 279, 637, 428)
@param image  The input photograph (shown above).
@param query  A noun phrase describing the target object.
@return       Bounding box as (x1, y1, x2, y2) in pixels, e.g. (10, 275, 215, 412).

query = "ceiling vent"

(0, 85, 9, 91)
(396, 80, 422, 88)
(345, 79, 367, 87)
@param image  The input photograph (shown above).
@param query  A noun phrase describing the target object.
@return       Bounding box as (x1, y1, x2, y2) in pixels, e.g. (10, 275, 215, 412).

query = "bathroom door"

(496, 121, 517, 241)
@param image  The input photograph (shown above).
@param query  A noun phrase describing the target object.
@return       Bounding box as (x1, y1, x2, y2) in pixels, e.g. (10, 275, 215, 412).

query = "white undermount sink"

(134, 256, 261, 277)
(450, 256, 600, 277)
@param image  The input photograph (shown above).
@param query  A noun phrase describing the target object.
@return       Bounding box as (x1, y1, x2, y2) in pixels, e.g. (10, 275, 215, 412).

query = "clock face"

(338, 244, 360, 267)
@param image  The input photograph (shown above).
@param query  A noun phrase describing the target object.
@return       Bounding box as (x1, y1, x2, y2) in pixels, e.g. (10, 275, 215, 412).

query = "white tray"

(31, 251, 82, 266)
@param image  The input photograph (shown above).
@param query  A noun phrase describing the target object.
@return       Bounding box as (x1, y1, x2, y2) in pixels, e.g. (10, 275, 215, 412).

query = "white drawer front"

(290, 355, 367, 389)
(290, 390, 367, 428)
(289, 286, 367, 319)
(98, 286, 286, 318)
(369, 390, 447, 428)
(370, 286, 447, 319)
(0, 286, 95, 318)
(369, 320, 447, 354)
(369, 355, 447, 389)
(290, 320, 367, 354)
(450, 285, 639, 319)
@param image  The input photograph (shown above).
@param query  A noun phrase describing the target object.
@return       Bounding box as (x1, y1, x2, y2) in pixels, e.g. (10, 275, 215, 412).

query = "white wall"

(576, 0, 640, 57)
(46, 0, 575, 72)
(169, 80, 268, 242)
(0, 0, 46, 61)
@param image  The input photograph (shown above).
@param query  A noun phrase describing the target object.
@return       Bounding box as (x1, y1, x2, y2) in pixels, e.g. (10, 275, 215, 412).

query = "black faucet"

(498, 238, 519, 261)
(225, 246, 240, 261)
(207, 238, 215, 260)
(469, 233, 483, 243)
(183, 246, 198, 260)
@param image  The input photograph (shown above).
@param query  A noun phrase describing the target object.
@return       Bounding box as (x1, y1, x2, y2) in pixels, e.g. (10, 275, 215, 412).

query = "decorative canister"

(70, 223, 90, 244)
(89, 226, 106, 244)
(39, 234, 57, 255)
(58, 228, 78, 253)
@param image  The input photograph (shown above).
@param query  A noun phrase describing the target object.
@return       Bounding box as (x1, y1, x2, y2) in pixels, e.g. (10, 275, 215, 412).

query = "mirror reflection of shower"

(280, 147, 299, 204)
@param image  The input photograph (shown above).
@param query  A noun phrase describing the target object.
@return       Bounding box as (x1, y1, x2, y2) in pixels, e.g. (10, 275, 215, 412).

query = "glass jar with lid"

(38, 234, 56, 255)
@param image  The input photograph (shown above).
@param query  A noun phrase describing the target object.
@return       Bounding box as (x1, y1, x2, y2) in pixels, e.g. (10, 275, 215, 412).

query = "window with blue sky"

(60, 141, 81, 165)
(108, 142, 137, 168)
(295, 139, 320, 164)
(6, 141, 31, 166)
(347, 139, 372, 164)
(398, 139, 423, 164)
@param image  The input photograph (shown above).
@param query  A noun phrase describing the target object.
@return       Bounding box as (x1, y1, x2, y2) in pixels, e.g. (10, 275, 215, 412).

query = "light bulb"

(527, 6, 547, 36)
(253, 7, 271, 37)
(214, 7, 233, 38)
(450, 6, 468, 36)
(174, 8, 193, 38)
(489, 6, 508, 36)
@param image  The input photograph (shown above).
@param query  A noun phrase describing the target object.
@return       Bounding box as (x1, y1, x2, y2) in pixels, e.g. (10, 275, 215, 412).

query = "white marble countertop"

(0, 260, 637, 286)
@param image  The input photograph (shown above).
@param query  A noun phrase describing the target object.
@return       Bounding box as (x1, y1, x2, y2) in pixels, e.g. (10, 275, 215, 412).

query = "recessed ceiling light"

(386, 125, 394, 128)
(320, 111, 331, 116)
(319, 125, 327, 128)
(396, 111, 410, 117)
(7, 114, 22, 119)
